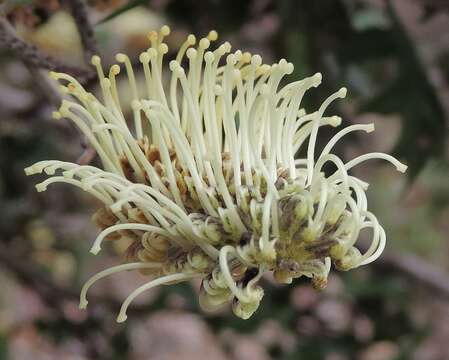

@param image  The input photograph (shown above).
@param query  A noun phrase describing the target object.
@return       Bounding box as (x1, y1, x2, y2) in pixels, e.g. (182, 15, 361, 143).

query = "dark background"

(1, 0, 449, 359)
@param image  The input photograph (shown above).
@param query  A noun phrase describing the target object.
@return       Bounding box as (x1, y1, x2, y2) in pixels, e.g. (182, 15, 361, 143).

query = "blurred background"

(1, 0, 449, 359)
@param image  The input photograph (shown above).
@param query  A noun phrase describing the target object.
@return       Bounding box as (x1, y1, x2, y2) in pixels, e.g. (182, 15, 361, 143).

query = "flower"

(25, 25, 407, 322)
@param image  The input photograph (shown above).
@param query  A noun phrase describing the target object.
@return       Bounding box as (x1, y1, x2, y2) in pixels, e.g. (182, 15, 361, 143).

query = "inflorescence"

(25, 25, 407, 322)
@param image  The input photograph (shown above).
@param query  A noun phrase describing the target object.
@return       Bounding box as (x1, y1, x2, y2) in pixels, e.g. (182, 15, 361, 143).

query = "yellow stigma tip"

(24, 166, 35, 175)
(226, 54, 236, 65)
(148, 31, 158, 41)
(169, 60, 179, 71)
(208, 30, 218, 41)
(110, 64, 120, 76)
(35, 183, 46, 192)
(329, 116, 342, 127)
(242, 52, 252, 62)
(251, 55, 262, 67)
(89, 245, 101, 255)
(139, 52, 150, 63)
(116, 53, 127, 62)
(313, 72, 322, 83)
(52, 111, 62, 119)
(147, 48, 157, 58)
(187, 34, 196, 45)
(116, 314, 127, 323)
(199, 38, 210, 49)
(91, 55, 101, 65)
(186, 48, 197, 59)
(49, 71, 59, 79)
(204, 51, 214, 63)
(131, 100, 141, 110)
(160, 25, 170, 36)
(159, 43, 168, 54)
(79, 300, 88, 309)
(223, 42, 232, 52)
(256, 64, 270, 76)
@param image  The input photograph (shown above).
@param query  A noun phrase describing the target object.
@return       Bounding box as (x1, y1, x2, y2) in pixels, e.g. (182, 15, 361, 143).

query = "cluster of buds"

(25, 26, 406, 321)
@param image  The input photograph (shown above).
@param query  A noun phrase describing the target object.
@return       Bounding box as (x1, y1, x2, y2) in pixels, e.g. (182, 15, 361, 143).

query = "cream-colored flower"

(25, 26, 407, 322)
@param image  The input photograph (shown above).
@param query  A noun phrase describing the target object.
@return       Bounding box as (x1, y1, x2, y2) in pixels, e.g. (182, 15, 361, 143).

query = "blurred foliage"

(361, 2, 446, 180)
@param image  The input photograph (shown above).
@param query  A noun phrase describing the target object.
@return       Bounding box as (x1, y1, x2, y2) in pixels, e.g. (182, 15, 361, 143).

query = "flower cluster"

(25, 26, 406, 321)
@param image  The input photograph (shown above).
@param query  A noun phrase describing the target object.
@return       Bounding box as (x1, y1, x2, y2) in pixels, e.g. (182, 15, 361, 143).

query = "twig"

(65, 0, 98, 64)
(377, 252, 449, 298)
(0, 16, 94, 82)
(64, 0, 98, 164)
(352, 237, 449, 298)
(24, 63, 62, 107)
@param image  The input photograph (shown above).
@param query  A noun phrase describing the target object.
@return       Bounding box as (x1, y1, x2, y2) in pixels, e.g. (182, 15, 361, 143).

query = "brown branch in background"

(0, 13, 90, 141)
(377, 252, 449, 298)
(24, 63, 62, 107)
(65, 0, 98, 64)
(355, 238, 449, 298)
(0, 16, 94, 81)
(64, 0, 98, 164)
